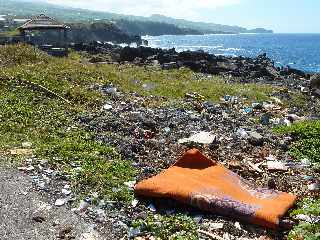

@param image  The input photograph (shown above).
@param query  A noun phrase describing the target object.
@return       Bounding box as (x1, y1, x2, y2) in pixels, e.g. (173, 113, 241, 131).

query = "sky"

(38, 0, 319, 33)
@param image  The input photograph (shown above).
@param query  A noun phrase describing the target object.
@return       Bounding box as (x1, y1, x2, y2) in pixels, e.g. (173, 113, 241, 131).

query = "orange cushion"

(135, 149, 297, 229)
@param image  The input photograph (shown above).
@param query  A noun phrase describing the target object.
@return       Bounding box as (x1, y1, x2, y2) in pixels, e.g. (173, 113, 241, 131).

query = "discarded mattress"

(134, 149, 296, 229)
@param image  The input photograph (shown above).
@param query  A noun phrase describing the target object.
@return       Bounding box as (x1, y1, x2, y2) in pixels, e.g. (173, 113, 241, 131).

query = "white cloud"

(43, 0, 240, 20)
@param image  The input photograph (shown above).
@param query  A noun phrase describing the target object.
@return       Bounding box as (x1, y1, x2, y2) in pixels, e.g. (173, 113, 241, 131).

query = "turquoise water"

(144, 34, 320, 73)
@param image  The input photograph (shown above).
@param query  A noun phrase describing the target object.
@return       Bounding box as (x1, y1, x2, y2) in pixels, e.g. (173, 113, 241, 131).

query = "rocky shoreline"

(73, 42, 311, 85)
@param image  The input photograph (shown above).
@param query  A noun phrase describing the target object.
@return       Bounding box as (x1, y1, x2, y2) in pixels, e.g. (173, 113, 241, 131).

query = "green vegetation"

(0, 29, 20, 37)
(275, 121, 320, 239)
(2, 44, 317, 239)
(0, 44, 279, 203)
(275, 120, 320, 163)
(0, 44, 136, 202)
(132, 214, 199, 240)
(108, 65, 274, 102)
(288, 198, 320, 240)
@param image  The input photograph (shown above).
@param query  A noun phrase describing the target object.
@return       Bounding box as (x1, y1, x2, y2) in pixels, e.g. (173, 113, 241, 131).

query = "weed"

(132, 214, 199, 240)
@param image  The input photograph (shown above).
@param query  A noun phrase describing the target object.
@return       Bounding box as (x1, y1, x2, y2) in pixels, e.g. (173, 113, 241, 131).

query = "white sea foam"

(216, 47, 244, 52)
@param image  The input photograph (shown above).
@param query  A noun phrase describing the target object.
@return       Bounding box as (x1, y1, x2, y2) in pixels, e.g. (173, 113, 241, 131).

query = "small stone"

(103, 104, 113, 111)
(308, 183, 320, 192)
(22, 142, 32, 148)
(252, 102, 263, 110)
(62, 189, 72, 196)
(236, 128, 249, 139)
(32, 215, 46, 223)
(267, 179, 277, 189)
(128, 227, 141, 238)
(55, 198, 68, 207)
(77, 200, 90, 212)
(18, 166, 35, 172)
(131, 199, 139, 207)
(208, 222, 224, 230)
(234, 222, 242, 230)
(124, 180, 136, 189)
(295, 214, 313, 223)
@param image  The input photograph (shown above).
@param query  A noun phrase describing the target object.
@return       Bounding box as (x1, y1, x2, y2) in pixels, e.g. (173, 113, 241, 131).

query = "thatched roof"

(18, 14, 69, 30)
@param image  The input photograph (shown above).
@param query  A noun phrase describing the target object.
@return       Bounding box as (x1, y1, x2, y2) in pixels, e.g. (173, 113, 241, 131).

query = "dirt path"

(0, 167, 104, 240)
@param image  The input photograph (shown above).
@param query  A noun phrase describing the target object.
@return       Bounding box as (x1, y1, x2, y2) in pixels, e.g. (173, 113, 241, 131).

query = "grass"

(107, 64, 275, 102)
(275, 121, 320, 239)
(132, 214, 199, 240)
(275, 120, 320, 164)
(0, 44, 136, 202)
(288, 198, 320, 240)
(0, 29, 20, 37)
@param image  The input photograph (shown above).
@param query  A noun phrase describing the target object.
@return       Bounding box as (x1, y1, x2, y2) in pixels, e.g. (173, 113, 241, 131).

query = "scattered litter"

(236, 128, 249, 139)
(198, 230, 225, 240)
(178, 131, 216, 145)
(246, 160, 263, 173)
(267, 160, 288, 171)
(73, 199, 90, 213)
(252, 102, 263, 109)
(301, 158, 312, 167)
(243, 107, 253, 114)
(142, 83, 157, 91)
(148, 203, 156, 212)
(260, 114, 271, 125)
(193, 215, 203, 223)
(308, 183, 320, 192)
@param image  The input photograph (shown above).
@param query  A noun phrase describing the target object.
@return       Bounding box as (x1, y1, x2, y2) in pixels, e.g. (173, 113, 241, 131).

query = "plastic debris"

(178, 131, 216, 145)
(236, 128, 249, 139)
(267, 160, 288, 171)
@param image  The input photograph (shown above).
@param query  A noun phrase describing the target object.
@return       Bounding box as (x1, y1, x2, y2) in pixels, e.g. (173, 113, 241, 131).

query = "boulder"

(310, 74, 320, 89)
(248, 131, 264, 146)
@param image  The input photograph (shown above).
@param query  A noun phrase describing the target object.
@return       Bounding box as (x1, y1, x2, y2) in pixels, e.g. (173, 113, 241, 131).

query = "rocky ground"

(13, 87, 320, 239)
(1, 43, 320, 240)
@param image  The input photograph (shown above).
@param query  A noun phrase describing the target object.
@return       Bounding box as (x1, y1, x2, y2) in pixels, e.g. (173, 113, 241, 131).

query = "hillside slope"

(0, 0, 273, 34)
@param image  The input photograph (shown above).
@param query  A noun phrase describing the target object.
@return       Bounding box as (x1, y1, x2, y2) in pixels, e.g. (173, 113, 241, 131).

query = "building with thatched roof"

(18, 14, 70, 57)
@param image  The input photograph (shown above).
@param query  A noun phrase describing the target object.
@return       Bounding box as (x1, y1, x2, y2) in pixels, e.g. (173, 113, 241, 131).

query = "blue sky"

(39, 0, 319, 33)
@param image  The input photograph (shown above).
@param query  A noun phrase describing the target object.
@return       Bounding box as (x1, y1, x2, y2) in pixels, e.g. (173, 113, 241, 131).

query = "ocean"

(143, 33, 320, 73)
